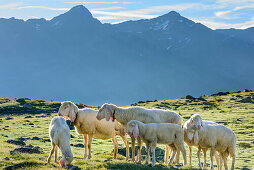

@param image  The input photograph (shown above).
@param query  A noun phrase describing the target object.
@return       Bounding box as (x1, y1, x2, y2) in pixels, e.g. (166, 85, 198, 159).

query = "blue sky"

(0, 0, 254, 29)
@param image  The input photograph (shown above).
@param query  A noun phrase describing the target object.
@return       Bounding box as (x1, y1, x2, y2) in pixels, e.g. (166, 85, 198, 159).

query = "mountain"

(0, 5, 253, 106)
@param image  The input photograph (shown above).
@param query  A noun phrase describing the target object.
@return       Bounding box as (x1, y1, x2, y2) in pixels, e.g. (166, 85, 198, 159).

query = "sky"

(0, 0, 254, 29)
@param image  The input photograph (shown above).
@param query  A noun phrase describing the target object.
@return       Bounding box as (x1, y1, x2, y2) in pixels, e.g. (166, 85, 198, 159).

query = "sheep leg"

(169, 145, 176, 165)
(112, 136, 118, 159)
(189, 146, 192, 166)
(83, 134, 88, 159)
(202, 148, 207, 168)
(197, 147, 202, 168)
(88, 134, 93, 159)
(173, 148, 180, 164)
(151, 142, 157, 167)
(231, 154, 235, 170)
(120, 134, 129, 160)
(210, 147, 216, 170)
(214, 152, 220, 170)
(174, 141, 187, 166)
(164, 144, 170, 164)
(54, 145, 58, 163)
(137, 137, 143, 163)
(131, 137, 136, 162)
(222, 152, 228, 170)
(228, 146, 235, 170)
(219, 153, 223, 170)
(47, 142, 55, 164)
(145, 143, 150, 165)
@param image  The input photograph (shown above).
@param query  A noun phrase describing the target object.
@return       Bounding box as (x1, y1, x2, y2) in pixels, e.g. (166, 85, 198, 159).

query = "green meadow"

(0, 91, 253, 169)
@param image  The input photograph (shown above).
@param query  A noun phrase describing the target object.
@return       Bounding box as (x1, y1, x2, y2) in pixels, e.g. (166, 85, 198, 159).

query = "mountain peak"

(67, 5, 92, 17)
(159, 11, 182, 19)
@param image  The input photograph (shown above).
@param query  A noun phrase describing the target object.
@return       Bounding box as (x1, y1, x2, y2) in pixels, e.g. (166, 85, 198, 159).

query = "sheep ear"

(194, 130, 199, 145)
(105, 106, 111, 121)
(69, 107, 75, 123)
(133, 124, 139, 138)
(201, 121, 203, 127)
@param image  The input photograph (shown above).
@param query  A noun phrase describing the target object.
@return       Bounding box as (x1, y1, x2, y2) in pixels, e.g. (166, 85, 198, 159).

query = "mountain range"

(0, 5, 253, 106)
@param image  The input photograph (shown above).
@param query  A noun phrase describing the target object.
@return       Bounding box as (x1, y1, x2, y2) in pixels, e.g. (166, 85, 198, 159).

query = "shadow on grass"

(118, 146, 166, 161)
(104, 162, 173, 170)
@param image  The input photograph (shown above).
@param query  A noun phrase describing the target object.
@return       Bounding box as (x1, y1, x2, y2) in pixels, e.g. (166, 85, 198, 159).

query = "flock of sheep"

(47, 101, 236, 170)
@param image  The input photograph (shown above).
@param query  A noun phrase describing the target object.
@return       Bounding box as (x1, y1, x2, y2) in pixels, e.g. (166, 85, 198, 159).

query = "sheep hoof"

(152, 162, 155, 167)
(88, 155, 91, 159)
(84, 154, 87, 159)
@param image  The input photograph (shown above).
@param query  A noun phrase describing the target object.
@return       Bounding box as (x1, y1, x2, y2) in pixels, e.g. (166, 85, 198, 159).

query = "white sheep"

(58, 101, 129, 160)
(47, 116, 74, 167)
(185, 114, 236, 170)
(96, 103, 182, 163)
(184, 117, 220, 169)
(126, 120, 187, 167)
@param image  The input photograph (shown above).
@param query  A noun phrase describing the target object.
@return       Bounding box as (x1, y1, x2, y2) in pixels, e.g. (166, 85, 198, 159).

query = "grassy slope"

(0, 91, 253, 169)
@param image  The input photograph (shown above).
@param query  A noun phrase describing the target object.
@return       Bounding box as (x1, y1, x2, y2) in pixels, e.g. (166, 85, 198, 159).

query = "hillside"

(0, 90, 253, 169)
(0, 5, 254, 106)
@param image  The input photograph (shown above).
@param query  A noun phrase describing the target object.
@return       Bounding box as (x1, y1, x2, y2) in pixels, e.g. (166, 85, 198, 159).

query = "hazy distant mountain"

(0, 5, 253, 106)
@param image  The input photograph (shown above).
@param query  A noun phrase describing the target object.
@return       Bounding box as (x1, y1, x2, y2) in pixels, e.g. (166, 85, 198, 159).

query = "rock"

(3, 157, 10, 160)
(5, 162, 35, 170)
(1, 134, 8, 137)
(17, 137, 26, 142)
(73, 144, 84, 148)
(29, 123, 34, 125)
(6, 140, 26, 146)
(5, 117, 13, 120)
(211, 92, 229, 96)
(31, 136, 40, 140)
(241, 168, 250, 170)
(23, 103, 33, 109)
(237, 97, 252, 103)
(243, 89, 251, 92)
(104, 158, 112, 162)
(186, 95, 195, 100)
(204, 102, 214, 106)
(24, 116, 33, 119)
(68, 166, 79, 170)
(10, 146, 42, 154)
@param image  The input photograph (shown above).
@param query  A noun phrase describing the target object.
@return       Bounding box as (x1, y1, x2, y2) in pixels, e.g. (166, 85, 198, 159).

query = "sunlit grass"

(0, 91, 253, 169)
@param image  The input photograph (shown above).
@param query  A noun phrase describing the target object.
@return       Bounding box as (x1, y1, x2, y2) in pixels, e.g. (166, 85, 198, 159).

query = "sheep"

(185, 114, 236, 170)
(184, 117, 220, 169)
(126, 120, 187, 167)
(96, 103, 182, 163)
(58, 101, 129, 160)
(47, 116, 74, 167)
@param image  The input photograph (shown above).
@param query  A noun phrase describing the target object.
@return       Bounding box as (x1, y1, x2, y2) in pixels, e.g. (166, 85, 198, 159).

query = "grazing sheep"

(96, 103, 182, 163)
(185, 114, 236, 170)
(47, 116, 73, 167)
(184, 117, 220, 168)
(126, 120, 187, 167)
(58, 101, 129, 160)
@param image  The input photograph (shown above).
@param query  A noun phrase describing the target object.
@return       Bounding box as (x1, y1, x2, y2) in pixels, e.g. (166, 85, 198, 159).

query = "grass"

(0, 91, 254, 169)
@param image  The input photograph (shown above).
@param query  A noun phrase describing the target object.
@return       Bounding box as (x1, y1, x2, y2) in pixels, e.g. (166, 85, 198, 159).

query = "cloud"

(192, 17, 254, 29)
(64, 1, 134, 4)
(91, 6, 124, 11)
(91, 10, 157, 19)
(91, 3, 201, 21)
(0, 2, 23, 9)
(12, 6, 69, 11)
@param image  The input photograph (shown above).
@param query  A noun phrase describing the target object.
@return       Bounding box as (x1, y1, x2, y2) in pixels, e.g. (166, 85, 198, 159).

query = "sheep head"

(58, 101, 77, 124)
(126, 120, 139, 138)
(186, 114, 203, 145)
(97, 103, 115, 121)
(59, 155, 73, 167)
